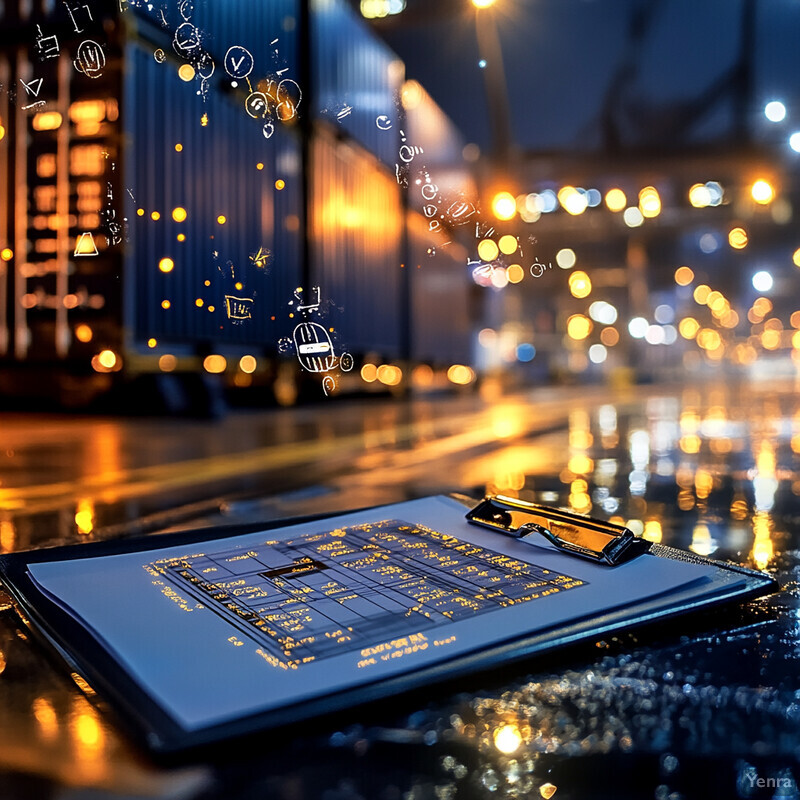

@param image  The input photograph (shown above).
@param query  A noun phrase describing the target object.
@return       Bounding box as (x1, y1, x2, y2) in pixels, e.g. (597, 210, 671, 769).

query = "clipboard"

(0, 494, 777, 757)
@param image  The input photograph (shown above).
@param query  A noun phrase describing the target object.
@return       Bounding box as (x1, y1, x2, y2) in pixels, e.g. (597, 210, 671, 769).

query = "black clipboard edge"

(0, 495, 779, 760)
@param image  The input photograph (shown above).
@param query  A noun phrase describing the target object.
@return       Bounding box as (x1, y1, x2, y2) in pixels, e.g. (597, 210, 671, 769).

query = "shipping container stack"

(0, 0, 478, 408)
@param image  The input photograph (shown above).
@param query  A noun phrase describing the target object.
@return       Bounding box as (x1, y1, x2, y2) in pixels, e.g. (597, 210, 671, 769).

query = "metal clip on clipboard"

(466, 494, 645, 566)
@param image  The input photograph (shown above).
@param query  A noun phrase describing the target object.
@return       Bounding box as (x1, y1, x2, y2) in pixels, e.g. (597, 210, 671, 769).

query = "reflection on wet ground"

(0, 377, 799, 798)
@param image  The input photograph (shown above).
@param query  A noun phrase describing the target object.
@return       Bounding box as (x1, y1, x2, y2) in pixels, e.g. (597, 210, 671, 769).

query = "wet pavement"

(0, 375, 799, 799)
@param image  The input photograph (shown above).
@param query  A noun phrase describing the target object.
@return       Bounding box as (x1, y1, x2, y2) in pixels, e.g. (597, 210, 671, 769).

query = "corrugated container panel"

(311, 0, 402, 167)
(309, 128, 403, 355)
(407, 211, 472, 365)
(131, 0, 299, 79)
(403, 81, 465, 166)
(122, 40, 302, 352)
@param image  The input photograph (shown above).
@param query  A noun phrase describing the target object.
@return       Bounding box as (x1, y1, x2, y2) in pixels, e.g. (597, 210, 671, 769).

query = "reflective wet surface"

(1, 376, 799, 798)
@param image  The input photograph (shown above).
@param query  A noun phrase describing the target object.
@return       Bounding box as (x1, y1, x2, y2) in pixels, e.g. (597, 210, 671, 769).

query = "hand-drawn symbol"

(153, 48, 166, 63)
(245, 91, 268, 118)
(224, 45, 254, 79)
(35, 25, 60, 59)
(276, 78, 302, 120)
(422, 204, 437, 218)
(447, 200, 476, 223)
(249, 247, 270, 268)
(322, 375, 336, 396)
(22, 101, 46, 111)
(399, 144, 423, 164)
(173, 22, 200, 56)
(293, 321, 336, 373)
(74, 232, 98, 256)
(294, 285, 320, 313)
(336, 105, 352, 121)
(179, 0, 194, 21)
(339, 352, 354, 372)
(530, 260, 552, 278)
(262, 120, 275, 139)
(224, 295, 253, 320)
(63, 1, 93, 33)
(74, 40, 105, 79)
(429, 220, 441, 232)
(21, 78, 43, 97)
(420, 183, 438, 201)
(375, 115, 392, 130)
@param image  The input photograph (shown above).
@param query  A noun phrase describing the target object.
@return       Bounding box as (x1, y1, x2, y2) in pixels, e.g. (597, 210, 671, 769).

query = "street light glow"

(472, 0, 496, 7)
(751, 179, 775, 205)
(764, 101, 786, 122)
(491, 191, 516, 220)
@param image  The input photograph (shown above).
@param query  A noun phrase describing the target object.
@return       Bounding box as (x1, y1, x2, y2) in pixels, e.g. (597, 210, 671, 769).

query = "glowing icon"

(249, 247, 270, 268)
(224, 295, 253, 320)
(173, 22, 201, 56)
(73, 232, 98, 256)
(293, 322, 335, 373)
(21, 77, 43, 97)
(74, 40, 105, 79)
(245, 91, 268, 118)
(224, 45, 254, 79)
(375, 115, 392, 130)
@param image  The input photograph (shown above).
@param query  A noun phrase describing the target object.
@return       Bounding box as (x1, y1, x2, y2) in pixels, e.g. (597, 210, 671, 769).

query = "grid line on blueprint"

(148, 519, 586, 669)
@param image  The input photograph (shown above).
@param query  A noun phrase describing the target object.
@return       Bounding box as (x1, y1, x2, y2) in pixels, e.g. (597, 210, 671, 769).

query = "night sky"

(371, 0, 800, 155)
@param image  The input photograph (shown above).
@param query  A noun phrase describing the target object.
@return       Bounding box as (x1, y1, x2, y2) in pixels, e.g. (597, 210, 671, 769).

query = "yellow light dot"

(159, 354, 177, 372)
(177, 233, 186, 242)
(172, 206, 187, 223)
(217, 215, 226, 224)
(568, 270, 592, 299)
(204, 280, 211, 286)
(493, 724, 522, 754)
(679, 317, 700, 339)
(195, 298, 204, 307)
(151, 211, 161, 221)
(791, 310, 800, 328)
(256, 162, 264, 171)
(728, 227, 748, 249)
(201, 113, 208, 127)
(208, 305, 215, 312)
(793, 248, 800, 267)
(239, 355, 257, 373)
(751, 179, 774, 205)
(688, 183, 711, 208)
(161, 299, 171, 309)
(361, 363, 377, 382)
(175, 143, 183, 152)
(674, 265, 694, 286)
(275, 179, 285, 190)
(97, 349, 116, 369)
(158, 257, 174, 273)
(477, 239, 499, 262)
(0, 248, 13, 261)
(74, 323, 93, 343)
(137, 208, 145, 216)
(234, 282, 243, 291)
(693, 284, 711, 304)
(446, 364, 475, 385)
(604, 188, 627, 212)
(178, 63, 195, 82)
(491, 191, 517, 221)
(540, 783, 558, 800)
(566, 314, 592, 340)
(638, 186, 661, 218)
(507, 264, 524, 283)
(147, 337, 157, 348)
(203, 354, 227, 374)
(498, 234, 518, 255)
